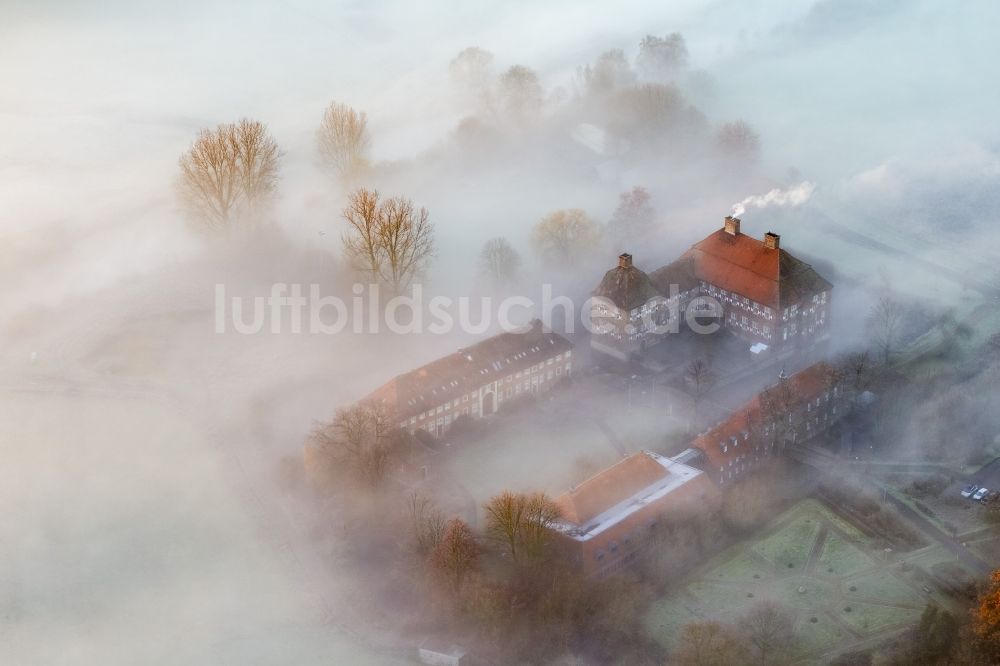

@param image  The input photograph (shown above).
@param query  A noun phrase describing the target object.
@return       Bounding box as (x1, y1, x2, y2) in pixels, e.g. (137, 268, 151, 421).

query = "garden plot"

(645, 499, 929, 662)
(752, 513, 821, 571)
(816, 532, 877, 577)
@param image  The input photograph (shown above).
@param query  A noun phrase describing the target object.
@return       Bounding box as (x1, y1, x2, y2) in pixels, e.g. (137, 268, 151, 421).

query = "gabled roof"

(649, 255, 699, 294)
(551, 451, 713, 542)
(554, 451, 670, 525)
(691, 362, 837, 469)
(778, 251, 833, 306)
(595, 223, 832, 312)
(366, 320, 572, 420)
(682, 228, 831, 309)
(593, 263, 660, 311)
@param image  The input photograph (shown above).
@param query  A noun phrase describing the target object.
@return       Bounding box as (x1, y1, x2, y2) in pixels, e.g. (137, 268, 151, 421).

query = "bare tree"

(341, 188, 435, 294)
(483, 491, 561, 565)
(737, 601, 794, 666)
(177, 118, 280, 231)
(520, 492, 562, 562)
(716, 120, 761, 162)
(498, 65, 543, 125)
(431, 518, 481, 593)
(607, 186, 655, 247)
(870, 296, 904, 364)
(484, 491, 526, 564)
(478, 237, 522, 288)
(531, 209, 601, 267)
(313, 400, 396, 486)
(636, 33, 688, 81)
(758, 374, 797, 446)
(674, 620, 742, 666)
(409, 492, 446, 555)
(841, 350, 872, 393)
(686, 359, 715, 432)
(317, 101, 370, 178)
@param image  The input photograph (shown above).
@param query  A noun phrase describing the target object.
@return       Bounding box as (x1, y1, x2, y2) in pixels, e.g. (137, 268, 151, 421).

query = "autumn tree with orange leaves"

(973, 570, 1000, 659)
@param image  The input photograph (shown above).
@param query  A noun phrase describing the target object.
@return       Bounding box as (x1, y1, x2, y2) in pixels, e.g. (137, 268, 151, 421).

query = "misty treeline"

(174, 31, 768, 300)
(301, 404, 657, 663)
(853, 286, 1000, 467)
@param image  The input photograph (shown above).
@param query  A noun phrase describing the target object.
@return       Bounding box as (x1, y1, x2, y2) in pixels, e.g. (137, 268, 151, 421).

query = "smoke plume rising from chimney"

(731, 181, 816, 217)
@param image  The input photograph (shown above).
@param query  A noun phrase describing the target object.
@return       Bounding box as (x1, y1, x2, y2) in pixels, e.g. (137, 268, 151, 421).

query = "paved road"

(790, 444, 993, 577)
(880, 490, 991, 576)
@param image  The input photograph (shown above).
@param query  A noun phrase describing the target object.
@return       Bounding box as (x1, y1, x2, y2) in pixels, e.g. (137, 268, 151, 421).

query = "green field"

(645, 499, 936, 663)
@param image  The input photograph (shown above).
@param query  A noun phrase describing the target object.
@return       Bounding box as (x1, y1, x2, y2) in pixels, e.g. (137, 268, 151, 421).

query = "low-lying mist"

(3, 0, 1000, 664)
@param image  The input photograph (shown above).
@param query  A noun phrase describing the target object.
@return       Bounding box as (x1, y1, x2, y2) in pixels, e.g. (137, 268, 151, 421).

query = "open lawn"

(644, 499, 937, 663)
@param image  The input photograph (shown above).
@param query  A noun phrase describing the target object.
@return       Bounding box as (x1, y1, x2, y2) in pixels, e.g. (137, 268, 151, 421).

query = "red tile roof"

(597, 224, 831, 311)
(692, 362, 836, 469)
(366, 320, 572, 420)
(554, 452, 670, 525)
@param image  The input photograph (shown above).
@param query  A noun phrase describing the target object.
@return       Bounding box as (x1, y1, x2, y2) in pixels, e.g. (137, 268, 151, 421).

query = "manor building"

(365, 320, 573, 437)
(591, 216, 832, 360)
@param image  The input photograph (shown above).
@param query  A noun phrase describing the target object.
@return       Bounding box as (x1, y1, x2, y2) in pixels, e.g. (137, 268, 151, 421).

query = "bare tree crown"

(341, 188, 435, 294)
(317, 101, 371, 179)
(177, 118, 280, 231)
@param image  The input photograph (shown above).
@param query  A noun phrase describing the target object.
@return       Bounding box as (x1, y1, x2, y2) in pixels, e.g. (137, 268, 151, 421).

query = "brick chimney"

(724, 216, 741, 236)
(764, 232, 780, 250)
(618, 252, 633, 268)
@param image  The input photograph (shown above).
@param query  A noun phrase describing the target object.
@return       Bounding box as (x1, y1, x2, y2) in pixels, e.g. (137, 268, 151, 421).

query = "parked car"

(973, 487, 990, 501)
(961, 484, 979, 498)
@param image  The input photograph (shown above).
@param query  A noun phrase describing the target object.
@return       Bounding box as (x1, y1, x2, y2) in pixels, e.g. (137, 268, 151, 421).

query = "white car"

(961, 484, 979, 498)
(973, 487, 990, 501)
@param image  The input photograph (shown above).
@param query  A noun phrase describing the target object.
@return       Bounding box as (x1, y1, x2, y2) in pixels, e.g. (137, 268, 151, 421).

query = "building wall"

(556, 473, 719, 577)
(590, 292, 694, 360)
(700, 381, 846, 486)
(402, 351, 573, 436)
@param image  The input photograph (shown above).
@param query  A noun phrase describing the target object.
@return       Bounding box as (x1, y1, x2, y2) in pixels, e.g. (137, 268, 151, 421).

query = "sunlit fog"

(4, 1, 1000, 664)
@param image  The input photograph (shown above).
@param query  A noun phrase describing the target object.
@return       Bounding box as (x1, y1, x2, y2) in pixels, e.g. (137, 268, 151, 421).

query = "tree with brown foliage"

(972, 570, 1000, 660)
(431, 518, 481, 593)
(673, 620, 742, 666)
(317, 101, 370, 179)
(177, 118, 280, 231)
(341, 188, 435, 294)
(484, 491, 561, 565)
(531, 209, 601, 268)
